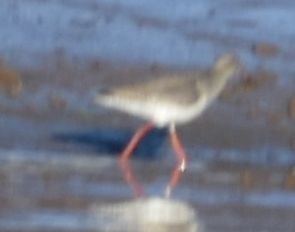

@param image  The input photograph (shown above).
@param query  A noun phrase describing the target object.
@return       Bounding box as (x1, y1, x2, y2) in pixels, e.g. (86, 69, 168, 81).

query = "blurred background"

(0, 0, 295, 231)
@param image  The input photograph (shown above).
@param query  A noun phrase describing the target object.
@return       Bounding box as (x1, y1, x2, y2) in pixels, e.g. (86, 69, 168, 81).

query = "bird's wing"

(105, 73, 203, 106)
(147, 77, 201, 106)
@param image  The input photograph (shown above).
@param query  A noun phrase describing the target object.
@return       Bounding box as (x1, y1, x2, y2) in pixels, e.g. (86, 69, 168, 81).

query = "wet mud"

(0, 0, 295, 231)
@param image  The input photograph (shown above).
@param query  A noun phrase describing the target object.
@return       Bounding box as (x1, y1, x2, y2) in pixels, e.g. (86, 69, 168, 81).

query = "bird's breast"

(151, 95, 209, 127)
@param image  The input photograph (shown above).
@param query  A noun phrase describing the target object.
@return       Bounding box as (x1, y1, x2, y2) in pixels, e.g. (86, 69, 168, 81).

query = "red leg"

(169, 124, 187, 172)
(165, 163, 183, 197)
(120, 122, 154, 162)
(118, 161, 144, 198)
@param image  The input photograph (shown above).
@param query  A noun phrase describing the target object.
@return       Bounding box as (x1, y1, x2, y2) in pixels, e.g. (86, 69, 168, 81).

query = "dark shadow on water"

(52, 127, 167, 159)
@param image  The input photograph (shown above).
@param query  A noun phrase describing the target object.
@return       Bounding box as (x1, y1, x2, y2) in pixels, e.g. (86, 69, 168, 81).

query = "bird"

(95, 53, 241, 172)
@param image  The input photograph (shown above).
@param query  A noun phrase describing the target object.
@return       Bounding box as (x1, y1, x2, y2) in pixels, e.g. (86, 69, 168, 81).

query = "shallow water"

(0, 0, 295, 231)
(1, 150, 295, 231)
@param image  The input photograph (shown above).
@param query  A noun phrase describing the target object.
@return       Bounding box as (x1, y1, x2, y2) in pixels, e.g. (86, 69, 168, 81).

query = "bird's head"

(212, 53, 242, 80)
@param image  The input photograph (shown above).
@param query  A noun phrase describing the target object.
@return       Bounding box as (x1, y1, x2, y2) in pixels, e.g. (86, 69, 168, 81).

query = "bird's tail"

(94, 87, 114, 105)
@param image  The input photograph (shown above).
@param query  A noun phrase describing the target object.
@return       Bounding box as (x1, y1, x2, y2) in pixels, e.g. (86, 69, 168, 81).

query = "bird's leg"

(118, 122, 154, 197)
(118, 160, 144, 198)
(165, 164, 183, 197)
(165, 124, 187, 196)
(169, 123, 187, 172)
(120, 122, 155, 162)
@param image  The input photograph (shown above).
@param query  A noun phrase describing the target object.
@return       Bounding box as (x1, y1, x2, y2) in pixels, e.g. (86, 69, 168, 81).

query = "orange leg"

(119, 122, 154, 197)
(164, 124, 187, 196)
(169, 124, 187, 172)
(165, 164, 183, 197)
(119, 122, 187, 197)
(120, 122, 154, 162)
(118, 161, 144, 198)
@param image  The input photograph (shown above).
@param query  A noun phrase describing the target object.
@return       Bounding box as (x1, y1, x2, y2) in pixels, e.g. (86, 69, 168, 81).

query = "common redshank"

(95, 54, 241, 172)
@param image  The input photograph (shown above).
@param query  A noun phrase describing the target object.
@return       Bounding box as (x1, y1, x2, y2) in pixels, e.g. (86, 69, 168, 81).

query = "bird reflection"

(118, 158, 183, 198)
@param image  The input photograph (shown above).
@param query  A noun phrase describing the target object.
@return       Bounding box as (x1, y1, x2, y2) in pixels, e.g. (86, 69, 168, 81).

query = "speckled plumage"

(95, 54, 240, 127)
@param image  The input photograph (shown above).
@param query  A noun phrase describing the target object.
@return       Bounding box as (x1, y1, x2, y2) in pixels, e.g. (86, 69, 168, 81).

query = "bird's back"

(95, 53, 240, 126)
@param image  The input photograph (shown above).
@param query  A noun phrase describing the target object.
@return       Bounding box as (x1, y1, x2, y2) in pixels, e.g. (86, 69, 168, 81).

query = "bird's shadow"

(52, 127, 168, 160)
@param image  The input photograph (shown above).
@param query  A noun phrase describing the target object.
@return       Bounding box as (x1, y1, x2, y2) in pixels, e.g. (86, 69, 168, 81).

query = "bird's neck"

(201, 70, 232, 100)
